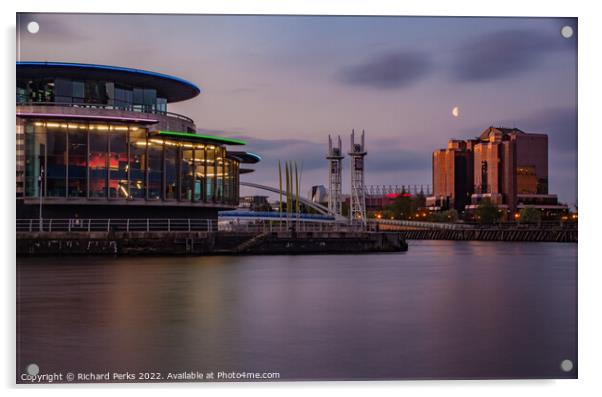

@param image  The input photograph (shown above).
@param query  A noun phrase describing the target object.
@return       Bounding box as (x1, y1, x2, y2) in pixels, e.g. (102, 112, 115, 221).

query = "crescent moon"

(452, 106, 460, 117)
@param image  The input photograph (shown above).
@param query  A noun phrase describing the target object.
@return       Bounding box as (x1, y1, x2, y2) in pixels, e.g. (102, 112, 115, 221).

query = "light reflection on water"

(17, 241, 577, 380)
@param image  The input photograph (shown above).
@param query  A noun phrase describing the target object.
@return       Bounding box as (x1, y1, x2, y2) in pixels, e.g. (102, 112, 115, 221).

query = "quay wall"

(16, 231, 408, 256)
(395, 228, 577, 242)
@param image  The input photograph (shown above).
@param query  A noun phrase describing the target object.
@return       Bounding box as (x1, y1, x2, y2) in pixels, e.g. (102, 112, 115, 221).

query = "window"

(128, 130, 146, 199)
(156, 97, 167, 113)
(206, 147, 215, 202)
(147, 139, 163, 200)
(164, 144, 177, 200)
(108, 128, 128, 199)
(180, 148, 194, 201)
(68, 127, 87, 197)
(24, 122, 44, 197)
(54, 79, 72, 103)
(45, 126, 67, 197)
(194, 147, 205, 201)
(88, 126, 108, 197)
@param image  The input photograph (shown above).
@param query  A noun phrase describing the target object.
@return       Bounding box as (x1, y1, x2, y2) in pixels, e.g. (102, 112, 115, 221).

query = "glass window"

(164, 143, 177, 200)
(45, 126, 67, 197)
(85, 81, 99, 104)
(156, 97, 167, 113)
(180, 147, 194, 201)
(54, 79, 72, 98)
(133, 88, 144, 112)
(17, 80, 28, 103)
(89, 126, 108, 197)
(194, 147, 205, 201)
(129, 129, 147, 199)
(105, 82, 115, 106)
(29, 79, 54, 103)
(68, 127, 87, 197)
(108, 128, 128, 199)
(24, 122, 43, 197)
(216, 147, 224, 202)
(72, 81, 85, 103)
(148, 138, 163, 200)
(206, 146, 215, 202)
(143, 89, 156, 112)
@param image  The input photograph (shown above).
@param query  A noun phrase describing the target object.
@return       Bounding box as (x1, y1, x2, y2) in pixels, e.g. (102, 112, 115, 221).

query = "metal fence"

(219, 219, 366, 233)
(16, 218, 217, 233)
(371, 219, 576, 231)
(19, 102, 195, 123)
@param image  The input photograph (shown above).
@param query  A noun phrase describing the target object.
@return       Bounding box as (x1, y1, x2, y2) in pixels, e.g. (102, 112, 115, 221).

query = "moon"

(452, 106, 460, 117)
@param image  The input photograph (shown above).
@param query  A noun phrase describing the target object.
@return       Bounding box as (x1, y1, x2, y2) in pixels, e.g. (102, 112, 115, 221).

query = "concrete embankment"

(393, 228, 577, 242)
(16, 231, 408, 256)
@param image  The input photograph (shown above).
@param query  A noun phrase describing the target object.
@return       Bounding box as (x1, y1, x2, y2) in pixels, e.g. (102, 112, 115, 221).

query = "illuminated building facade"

(16, 62, 260, 219)
(427, 139, 475, 212)
(427, 126, 566, 216)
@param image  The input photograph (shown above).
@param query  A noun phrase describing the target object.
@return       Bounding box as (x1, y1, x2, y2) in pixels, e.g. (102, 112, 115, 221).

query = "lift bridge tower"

(327, 135, 344, 216)
(349, 129, 367, 225)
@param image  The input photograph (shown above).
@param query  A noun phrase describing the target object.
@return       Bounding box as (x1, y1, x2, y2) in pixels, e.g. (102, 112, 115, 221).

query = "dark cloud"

(234, 135, 430, 180)
(515, 107, 577, 153)
(452, 29, 575, 82)
(337, 51, 432, 89)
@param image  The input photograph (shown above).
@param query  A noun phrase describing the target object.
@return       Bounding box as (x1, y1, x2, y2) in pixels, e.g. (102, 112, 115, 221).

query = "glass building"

(16, 62, 261, 219)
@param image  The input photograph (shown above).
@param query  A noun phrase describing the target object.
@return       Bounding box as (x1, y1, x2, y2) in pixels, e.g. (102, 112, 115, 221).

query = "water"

(16, 241, 577, 381)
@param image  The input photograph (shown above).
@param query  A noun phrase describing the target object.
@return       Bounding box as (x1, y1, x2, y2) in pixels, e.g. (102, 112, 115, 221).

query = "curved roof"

(17, 61, 201, 103)
(154, 130, 247, 146)
(228, 151, 262, 163)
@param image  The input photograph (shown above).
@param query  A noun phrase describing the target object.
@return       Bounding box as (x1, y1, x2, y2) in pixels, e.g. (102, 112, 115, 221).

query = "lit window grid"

(23, 120, 239, 206)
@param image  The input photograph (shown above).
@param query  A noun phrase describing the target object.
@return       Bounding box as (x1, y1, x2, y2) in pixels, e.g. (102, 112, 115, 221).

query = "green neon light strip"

(157, 130, 246, 145)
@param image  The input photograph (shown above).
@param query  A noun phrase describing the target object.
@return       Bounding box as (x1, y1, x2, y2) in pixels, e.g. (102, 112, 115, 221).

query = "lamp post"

(38, 165, 44, 231)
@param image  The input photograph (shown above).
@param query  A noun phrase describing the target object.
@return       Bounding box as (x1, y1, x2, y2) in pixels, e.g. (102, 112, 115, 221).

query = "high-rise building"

(426, 139, 474, 212)
(428, 126, 566, 216)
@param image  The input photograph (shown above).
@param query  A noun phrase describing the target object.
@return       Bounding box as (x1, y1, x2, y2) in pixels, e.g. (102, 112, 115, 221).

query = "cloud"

(337, 51, 432, 89)
(517, 107, 577, 153)
(234, 135, 430, 182)
(452, 29, 574, 82)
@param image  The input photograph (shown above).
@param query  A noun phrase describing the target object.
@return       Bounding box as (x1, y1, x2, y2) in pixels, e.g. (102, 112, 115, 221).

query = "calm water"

(16, 241, 577, 381)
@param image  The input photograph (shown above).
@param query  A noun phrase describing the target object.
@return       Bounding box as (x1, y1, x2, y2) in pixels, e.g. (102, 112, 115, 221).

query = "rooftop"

(17, 61, 201, 103)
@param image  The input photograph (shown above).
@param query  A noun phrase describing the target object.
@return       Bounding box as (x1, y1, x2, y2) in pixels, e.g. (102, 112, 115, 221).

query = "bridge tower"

(326, 135, 344, 216)
(348, 129, 367, 226)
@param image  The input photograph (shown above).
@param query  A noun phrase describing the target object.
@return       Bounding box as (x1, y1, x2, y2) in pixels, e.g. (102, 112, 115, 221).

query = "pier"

(15, 218, 408, 256)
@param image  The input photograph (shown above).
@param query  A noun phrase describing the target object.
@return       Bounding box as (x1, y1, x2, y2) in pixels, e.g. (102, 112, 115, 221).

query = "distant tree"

(443, 209, 459, 222)
(427, 209, 458, 223)
(475, 198, 500, 225)
(519, 207, 542, 224)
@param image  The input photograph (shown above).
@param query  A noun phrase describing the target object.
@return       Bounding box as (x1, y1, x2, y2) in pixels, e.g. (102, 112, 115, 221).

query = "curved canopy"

(17, 61, 201, 103)
(228, 151, 262, 163)
(155, 130, 247, 146)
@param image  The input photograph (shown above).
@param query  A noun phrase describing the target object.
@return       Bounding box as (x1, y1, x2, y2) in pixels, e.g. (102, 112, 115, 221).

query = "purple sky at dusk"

(17, 14, 578, 206)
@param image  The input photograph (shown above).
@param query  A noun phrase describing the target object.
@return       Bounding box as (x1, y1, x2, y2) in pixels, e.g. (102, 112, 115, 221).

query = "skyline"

(17, 13, 578, 206)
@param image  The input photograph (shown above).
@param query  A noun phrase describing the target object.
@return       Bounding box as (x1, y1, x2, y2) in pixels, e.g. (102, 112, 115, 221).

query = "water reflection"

(17, 241, 577, 380)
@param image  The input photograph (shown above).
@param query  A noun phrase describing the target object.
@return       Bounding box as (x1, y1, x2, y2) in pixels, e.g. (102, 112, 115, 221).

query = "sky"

(17, 14, 578, 206)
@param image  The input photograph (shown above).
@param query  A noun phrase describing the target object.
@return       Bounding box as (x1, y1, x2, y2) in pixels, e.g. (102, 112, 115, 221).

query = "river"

(16, 241, 577, 381)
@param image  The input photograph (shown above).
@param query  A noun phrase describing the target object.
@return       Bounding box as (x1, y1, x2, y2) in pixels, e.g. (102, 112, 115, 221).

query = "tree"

(519, 207, 542, 224)
(427, 209, 458, 223)
(475, 198, 500, 225)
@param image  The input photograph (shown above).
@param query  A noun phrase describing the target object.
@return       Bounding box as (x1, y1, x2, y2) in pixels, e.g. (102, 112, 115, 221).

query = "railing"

(219, 220, 369, 233)
(16, 218, 217, 233)
(17, 101, 195, 124)
(372, 219, 577, 231)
